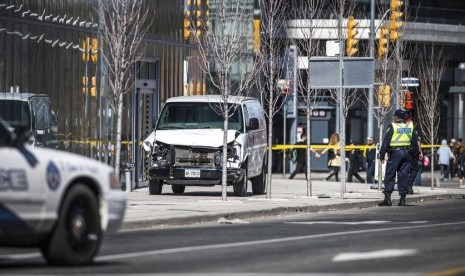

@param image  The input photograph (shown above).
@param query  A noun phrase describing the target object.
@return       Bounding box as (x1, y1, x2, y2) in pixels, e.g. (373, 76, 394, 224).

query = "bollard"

(125, 170, 132, 192)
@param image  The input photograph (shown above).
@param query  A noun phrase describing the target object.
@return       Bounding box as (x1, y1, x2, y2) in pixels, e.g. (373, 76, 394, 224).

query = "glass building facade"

(0, 1, 204, 178)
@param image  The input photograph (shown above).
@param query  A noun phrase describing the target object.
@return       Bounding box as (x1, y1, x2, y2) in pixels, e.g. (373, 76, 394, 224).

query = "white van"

(143, 95, 267, 197)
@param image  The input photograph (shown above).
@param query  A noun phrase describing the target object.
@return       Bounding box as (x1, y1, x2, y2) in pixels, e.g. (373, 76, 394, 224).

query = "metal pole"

(396, 40, 401, 109)
(338, 11, 345, 200)
(283, 103, 287, 179)
(368, 0, 375, 137)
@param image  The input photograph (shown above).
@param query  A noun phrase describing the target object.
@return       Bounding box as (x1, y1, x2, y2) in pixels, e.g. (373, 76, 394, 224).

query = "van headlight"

(151, 142, 173, 167)
(214, 143, 240, 166)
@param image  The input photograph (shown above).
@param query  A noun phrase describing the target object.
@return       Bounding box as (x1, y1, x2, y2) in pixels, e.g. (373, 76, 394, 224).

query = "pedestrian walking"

(449, 138, 458, 179)
(347, 140, 365, 183)
(365, 136, 376, 184)
(289, 133, 320, 179)
(403, 110, 423, 194)
(319, 133, 341, 182)
(457, 144, 465, 188)
(437, 139, 455, 180)
(378, 109, 419, 206)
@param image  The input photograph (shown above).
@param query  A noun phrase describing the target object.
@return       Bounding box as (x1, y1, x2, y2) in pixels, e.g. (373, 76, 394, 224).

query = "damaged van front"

(143, 95, 267, 197)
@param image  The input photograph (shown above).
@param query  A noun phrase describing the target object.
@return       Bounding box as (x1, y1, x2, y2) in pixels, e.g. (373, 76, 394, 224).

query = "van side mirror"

(247, 118, 259, 131)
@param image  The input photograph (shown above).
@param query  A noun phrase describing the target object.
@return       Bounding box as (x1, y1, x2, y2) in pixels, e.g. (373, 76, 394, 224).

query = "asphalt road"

(1, 199, 465, 275)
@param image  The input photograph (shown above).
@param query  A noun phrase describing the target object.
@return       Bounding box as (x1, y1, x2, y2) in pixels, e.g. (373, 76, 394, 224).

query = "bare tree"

(415, 44, 447, 190)
(99, 0, 149, 179)
(291, 0, 326, 196)
(326, 0, 359, 198)
(255, 0, 289, 199)
(367, 1, 399, 191)
(190, 0, 260, 200)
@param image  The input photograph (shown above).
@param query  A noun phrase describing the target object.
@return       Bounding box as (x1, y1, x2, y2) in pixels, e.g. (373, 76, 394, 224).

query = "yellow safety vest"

(390, 122, 413, 147)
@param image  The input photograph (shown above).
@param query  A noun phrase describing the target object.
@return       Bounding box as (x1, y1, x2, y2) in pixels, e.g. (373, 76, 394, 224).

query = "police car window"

(0, 120, 11, 147)
(0, 100, 31, 130)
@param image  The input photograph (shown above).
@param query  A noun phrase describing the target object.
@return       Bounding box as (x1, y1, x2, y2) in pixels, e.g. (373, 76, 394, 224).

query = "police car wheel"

(171, 185, 185, 194)
(41, 184, 101, 265)
(149, 179, 163, 195)
(234, 162, 248, 197)
(252, 160, 266, 195)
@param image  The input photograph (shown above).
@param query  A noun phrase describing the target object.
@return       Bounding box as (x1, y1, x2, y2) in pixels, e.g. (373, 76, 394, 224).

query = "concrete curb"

(121, 193, 465, 230)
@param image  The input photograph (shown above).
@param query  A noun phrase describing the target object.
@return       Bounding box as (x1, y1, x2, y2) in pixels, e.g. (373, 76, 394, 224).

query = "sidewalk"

(122, 172, 465, 230)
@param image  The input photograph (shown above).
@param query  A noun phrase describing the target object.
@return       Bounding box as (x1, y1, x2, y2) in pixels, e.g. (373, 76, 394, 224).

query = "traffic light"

(82, 76, 97, 97)
(81, 37, 90, 62)
(404, 90, 414, 110)
(90, 38, 98, 64)
(390, 0, 403, 41)
(346, 16, 359, 57)
(378, 84, 391, 107)
(253, 18, 260, 53)
(183, 18, 190, 40)
(90, 76, 97, 97)
(378, 25, 389, 59)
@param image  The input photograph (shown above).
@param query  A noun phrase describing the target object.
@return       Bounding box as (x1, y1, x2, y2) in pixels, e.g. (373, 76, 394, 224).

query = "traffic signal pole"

(368, 0, 375, 137)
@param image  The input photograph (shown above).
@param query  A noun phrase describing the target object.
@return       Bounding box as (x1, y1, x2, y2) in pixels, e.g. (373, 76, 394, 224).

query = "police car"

(0, 118, 126, 265)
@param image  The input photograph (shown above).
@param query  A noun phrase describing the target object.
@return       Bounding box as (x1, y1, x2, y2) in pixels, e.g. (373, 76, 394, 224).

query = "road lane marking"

(96, 221, 465, 262)
(287, 221, 391, 225)
(286, 221, 429, 225)
(332, 249, 418, 262)
(0, 252, 42, 260)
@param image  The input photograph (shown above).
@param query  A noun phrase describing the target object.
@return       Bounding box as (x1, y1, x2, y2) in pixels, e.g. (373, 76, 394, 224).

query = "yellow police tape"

(272, 144, 440, 155)
(56, 133, 440, 153)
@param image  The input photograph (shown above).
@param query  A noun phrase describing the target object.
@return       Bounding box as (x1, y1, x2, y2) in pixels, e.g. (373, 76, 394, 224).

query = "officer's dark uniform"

(404, 113, 423, 193)
(378, 109, 419, 206)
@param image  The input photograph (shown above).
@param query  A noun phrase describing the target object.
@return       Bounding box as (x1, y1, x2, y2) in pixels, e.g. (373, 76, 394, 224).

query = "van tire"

(40, 184, 101, 265)
(252, 161, 267, 195)
(172, 185, 185, 194)
(234, 163, 248, 197)
(149, 180, 163, 195)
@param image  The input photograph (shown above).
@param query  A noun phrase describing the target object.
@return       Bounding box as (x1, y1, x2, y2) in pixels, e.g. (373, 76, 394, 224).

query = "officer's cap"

(394, 109, 405, 118)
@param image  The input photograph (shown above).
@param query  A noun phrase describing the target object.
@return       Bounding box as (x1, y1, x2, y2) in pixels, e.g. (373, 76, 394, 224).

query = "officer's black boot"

(398, 195, 406, 206)
(408, 186, 414, 194)
(378, 193, 392, 206)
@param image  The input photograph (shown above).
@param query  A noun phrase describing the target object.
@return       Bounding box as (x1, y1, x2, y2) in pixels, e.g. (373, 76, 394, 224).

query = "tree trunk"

(377, 124, 384, 191)
(222, 102, 229, 201)
(114, 93, 124, 182)
(306, 110, 312, 197)
(430, 138, 435, 190)
(267, 110, 273, 199)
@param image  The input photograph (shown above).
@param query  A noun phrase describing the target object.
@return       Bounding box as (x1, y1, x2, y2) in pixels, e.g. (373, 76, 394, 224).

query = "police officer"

(404, 110, 423, 194)
(378, 109, 419, 206)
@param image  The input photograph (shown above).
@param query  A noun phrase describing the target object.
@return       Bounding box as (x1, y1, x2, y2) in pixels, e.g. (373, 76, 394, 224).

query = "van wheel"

(234, 163, 248, 197)
(40, 184, 101, 265)
(149, 180, 163, 195)
(172, 185, 185, 194)
(252, 160, 267, 195)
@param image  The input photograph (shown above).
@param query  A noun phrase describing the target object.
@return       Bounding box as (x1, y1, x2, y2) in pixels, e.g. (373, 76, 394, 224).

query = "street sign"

(401, 77, 419, 87)
(308, 57, 374, 89)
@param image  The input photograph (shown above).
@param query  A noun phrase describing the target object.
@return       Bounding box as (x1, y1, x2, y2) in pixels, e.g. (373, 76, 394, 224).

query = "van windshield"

(0, 100, 31, 130)
(157, 102, 243, 131)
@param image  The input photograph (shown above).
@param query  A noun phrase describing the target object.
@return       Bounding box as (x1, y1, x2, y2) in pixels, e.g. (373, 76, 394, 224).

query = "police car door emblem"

(46, 161, 61, 191)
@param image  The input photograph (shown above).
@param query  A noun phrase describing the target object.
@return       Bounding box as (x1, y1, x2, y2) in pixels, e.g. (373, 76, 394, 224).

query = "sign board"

(285, 46, 298, 118)
(401, 77, 419, 87)
(308, 58, 374, 89)
(326, 41, 339, 57)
